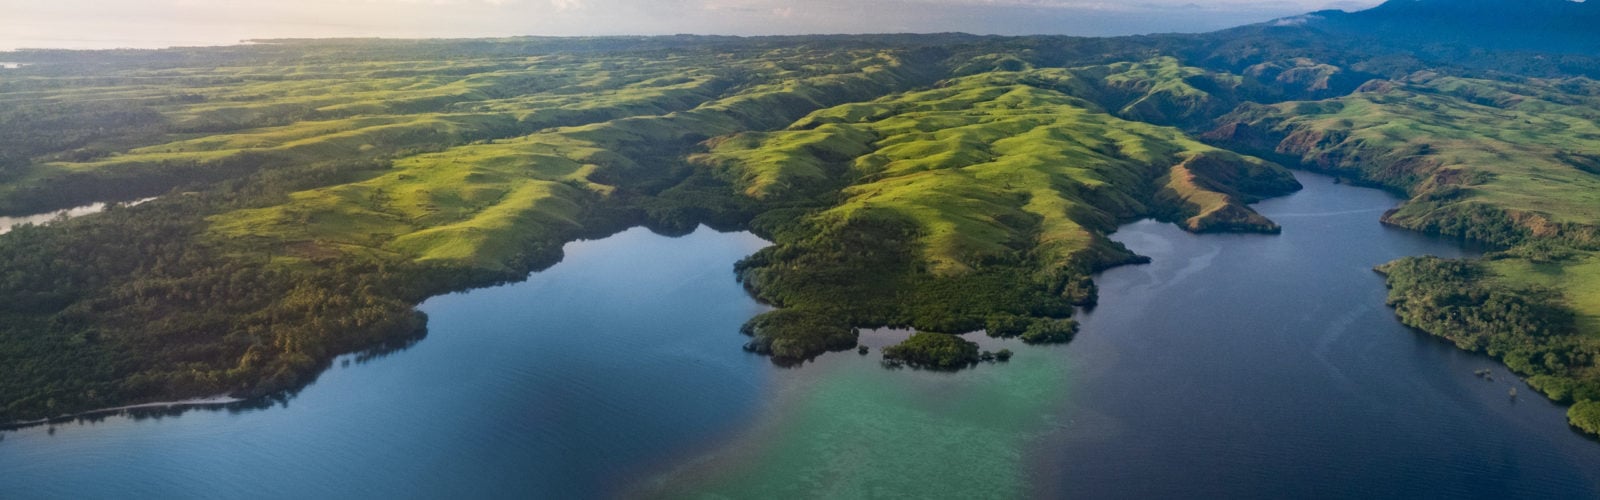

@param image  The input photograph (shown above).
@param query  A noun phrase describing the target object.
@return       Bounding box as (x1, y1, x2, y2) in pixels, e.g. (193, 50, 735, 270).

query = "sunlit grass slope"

(1212, 73, 1600, 244)
(0, 58, 739, 213)
(206, 51, 931, 272)
(1213, 73, 1600, 334)
(706, 64, 1299, 360)
(1487, 252, 1600, 338)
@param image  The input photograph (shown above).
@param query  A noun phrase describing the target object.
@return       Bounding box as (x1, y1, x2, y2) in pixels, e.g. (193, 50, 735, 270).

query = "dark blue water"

(1045, 172, 1600, 498)
(0, 227, 772, 499)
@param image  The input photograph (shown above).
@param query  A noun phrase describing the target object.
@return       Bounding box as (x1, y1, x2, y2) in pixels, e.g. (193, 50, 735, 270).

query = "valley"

(3, 0, 1600, 465)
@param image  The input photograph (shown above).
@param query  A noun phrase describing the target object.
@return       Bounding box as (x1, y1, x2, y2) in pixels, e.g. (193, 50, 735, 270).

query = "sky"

(0, 0, 1382, 51)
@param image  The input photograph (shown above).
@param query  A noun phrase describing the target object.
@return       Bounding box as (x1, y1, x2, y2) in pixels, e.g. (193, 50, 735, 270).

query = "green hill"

(2, 24, 1600, 437)
(707, 66, 1295, 360)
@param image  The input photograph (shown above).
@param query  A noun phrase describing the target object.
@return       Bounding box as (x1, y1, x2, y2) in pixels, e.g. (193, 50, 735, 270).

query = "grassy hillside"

(1210, 73, 1600, 245)
(0, 43, 942, 422)
(0, 49, 896, 215)
(703, 66, 1298, 361)
(207, 51, 933, 271)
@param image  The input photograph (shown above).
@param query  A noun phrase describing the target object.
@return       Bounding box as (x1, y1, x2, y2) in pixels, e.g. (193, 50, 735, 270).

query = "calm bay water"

(0, 227, 773, 498)
(1045, 173, 1600, 498)
(2, 171, 1598, 498)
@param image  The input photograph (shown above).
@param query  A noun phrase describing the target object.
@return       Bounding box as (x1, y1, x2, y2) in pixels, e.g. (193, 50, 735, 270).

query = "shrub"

(1021, 318, 1079, 344)
(881, 332, 980, 370)
(1570, 400, 1600, 438)
(740, 308, 856, 362)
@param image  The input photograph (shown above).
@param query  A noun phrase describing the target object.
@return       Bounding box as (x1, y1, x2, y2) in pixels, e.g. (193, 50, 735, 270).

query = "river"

(1, 172, 1597, 498)
(0, 198, 155, 235)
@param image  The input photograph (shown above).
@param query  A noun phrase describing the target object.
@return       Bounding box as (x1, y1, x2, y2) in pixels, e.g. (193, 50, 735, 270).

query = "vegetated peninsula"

(1, 0, 1599, 439)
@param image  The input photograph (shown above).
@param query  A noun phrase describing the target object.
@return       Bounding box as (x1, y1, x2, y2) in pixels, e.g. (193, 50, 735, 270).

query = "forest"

(3, 3, 1600, 439)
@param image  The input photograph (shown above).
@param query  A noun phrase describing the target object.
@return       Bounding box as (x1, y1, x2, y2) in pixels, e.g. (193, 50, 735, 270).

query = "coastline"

(2, 396, 244, 431)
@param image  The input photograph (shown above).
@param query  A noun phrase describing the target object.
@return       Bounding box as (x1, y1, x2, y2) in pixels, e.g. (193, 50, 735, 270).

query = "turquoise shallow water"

(643, 172, 1600, 499)
(2, 172, 1598, 499)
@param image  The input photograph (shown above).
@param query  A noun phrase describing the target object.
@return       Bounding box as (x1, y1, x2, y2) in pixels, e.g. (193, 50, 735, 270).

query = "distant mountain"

(1286, 0, 1600, 53)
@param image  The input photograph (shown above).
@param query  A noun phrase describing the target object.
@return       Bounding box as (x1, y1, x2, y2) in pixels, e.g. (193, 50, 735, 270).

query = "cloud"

(1271, 14, 1319, 25)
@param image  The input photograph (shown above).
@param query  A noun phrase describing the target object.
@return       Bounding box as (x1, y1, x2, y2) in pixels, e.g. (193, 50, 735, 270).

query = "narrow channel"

(0, 198, 155, 235)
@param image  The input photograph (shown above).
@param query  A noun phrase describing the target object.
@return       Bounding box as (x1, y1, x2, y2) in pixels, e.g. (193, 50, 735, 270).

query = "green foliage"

(721, 64, 1296, 362)
(0, 194, 427, 421)
(1210, 73, 1600, 248)
(984, 314, 1031, 338)
(1526, 375, 1600, 405)
(740, 309, 856, 362)
(1570, 401, 1600, 438)
(1378, 256, 1600, 406)
(1485, 251, 1600, 336)
(881, 332, 981, 370)
(985, 314, 1077, 344)
(0, 100, 165, 184)
(1021, 319, 1080, 345)
(1379, 257, 1575, 350)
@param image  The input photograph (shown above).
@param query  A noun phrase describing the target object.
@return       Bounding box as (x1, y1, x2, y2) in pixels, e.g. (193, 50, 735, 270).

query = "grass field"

(713, 62, 1300, 358)
(205, 50, 930, 273)
(707, 62, 1295, 277)
(1488, 252, 1600, 338)
(1214, 73, 1600, 239)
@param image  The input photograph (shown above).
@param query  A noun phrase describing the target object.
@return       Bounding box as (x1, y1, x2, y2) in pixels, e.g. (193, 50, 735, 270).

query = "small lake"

(0, 198, 155, 235)
(2, 171, 1598, 498)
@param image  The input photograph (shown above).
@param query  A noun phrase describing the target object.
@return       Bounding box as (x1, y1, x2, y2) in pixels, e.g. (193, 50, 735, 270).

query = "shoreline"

(2, 396, 244, 430)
